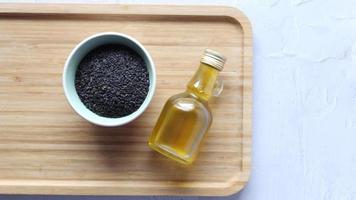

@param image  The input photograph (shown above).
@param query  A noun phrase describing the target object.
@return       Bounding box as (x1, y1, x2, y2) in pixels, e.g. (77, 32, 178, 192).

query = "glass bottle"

(148, 49, 226, 165)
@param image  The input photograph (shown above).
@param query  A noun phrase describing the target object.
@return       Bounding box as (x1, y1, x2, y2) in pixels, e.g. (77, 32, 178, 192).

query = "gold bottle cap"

(200, 49, 226, 71)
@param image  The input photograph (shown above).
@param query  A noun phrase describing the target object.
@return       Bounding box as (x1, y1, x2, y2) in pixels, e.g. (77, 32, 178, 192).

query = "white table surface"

(1, 0, 356, 199)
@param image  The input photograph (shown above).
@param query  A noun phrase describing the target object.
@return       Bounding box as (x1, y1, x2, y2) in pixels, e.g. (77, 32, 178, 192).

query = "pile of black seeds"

(75, 44, 149, 118)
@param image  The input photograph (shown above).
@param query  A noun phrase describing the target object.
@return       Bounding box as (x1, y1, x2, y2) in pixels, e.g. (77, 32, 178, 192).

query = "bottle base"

(148, 142, 194, 165)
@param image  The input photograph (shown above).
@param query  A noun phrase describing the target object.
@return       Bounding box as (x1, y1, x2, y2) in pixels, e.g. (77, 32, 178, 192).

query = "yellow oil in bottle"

(148, 49, 226, 165)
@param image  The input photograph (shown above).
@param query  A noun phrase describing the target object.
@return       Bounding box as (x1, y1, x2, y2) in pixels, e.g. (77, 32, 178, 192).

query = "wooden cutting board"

(0, 4, 252, 196)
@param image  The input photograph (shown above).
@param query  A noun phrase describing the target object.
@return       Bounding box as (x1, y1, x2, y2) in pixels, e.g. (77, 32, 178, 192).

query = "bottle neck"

(186, 63, 219, 101)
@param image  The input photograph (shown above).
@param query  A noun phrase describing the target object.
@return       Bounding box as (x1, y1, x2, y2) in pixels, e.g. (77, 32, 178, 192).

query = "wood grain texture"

(0, 4, 252, 196)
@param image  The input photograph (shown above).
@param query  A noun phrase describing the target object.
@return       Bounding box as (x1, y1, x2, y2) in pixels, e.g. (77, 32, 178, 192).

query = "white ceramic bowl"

(63, 32, 156, 127)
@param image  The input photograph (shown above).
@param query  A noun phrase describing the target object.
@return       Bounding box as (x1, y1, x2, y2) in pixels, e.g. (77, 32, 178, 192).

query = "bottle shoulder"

(169, 92, 207, 102)
(167, 92, 212, 115)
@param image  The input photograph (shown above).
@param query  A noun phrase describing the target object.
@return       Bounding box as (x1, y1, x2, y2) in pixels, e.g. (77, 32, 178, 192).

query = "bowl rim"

(62, 32, 156, 127)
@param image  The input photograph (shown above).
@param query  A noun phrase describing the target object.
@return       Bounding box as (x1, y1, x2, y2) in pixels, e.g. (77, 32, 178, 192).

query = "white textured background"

(1, 0, 356, 199)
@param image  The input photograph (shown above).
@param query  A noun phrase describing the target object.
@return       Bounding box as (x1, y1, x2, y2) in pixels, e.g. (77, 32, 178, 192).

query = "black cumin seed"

(75, 44, 149, 118)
